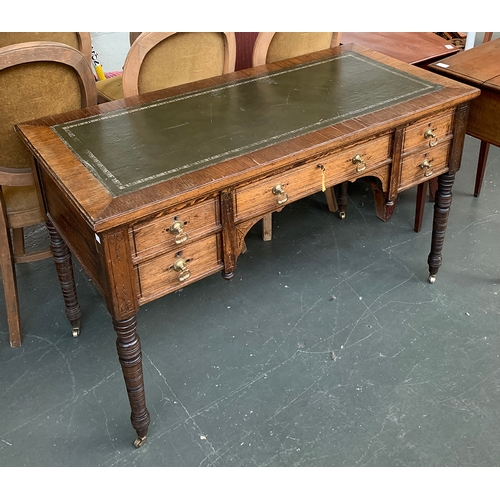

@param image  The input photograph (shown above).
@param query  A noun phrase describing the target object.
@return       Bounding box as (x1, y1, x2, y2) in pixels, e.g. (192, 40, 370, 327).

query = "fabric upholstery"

(266, 32, 334, 63)
(96, 74, 124, 101)
(0, 32, 80, 51)
(0, 61, 82, 227)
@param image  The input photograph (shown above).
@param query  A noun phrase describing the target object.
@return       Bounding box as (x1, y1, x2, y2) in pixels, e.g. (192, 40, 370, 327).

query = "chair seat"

(4, 185, 44, 227)
(96, 75, 124, 102)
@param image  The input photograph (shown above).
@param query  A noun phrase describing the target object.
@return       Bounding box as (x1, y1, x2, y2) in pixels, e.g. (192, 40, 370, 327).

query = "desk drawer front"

(399, 142, 450, 190)
(135, 234, 221, 302)
(235, 135, 391, 221)
(403, 111, 454, 152)
(131, 198, 220, 261)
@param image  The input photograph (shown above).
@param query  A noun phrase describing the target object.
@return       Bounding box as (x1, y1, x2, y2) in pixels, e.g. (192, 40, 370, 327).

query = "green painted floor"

(1, 135, 499, 467)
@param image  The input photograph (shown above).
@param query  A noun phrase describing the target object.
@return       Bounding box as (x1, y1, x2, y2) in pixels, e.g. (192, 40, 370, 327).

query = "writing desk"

(16, 44, 479, 447)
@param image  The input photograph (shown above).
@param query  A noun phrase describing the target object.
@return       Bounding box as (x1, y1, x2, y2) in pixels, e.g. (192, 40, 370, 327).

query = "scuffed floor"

(1, 135, 499, 467)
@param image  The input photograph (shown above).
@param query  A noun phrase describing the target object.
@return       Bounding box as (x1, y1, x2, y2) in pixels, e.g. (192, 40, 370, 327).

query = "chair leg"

(262, 213, 273, 241)
(325, 186, 338, 213)
(0, 215, 22, 347)
(414, 182, 427, 233)
(474, 141, 490, 197)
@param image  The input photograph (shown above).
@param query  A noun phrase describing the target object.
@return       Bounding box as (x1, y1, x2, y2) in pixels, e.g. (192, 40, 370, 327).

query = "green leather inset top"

(53, 53, 442, 196)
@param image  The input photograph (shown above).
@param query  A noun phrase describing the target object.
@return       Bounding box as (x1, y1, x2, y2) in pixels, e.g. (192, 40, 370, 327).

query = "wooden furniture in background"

(0, 41, 97, 347)
(95, 32, 236, 102)
(339, 32, 461, 68)
(16, 44, 478, 447)
(415, 37, 500, 230)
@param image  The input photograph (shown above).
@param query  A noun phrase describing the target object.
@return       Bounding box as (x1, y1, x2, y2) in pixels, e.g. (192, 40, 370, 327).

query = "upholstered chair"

(0, 41, 97, 347)
(95, 32, 237, 103)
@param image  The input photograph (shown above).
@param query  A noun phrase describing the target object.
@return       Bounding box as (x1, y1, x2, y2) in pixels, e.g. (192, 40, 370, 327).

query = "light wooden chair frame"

(0, 41, 97, 347)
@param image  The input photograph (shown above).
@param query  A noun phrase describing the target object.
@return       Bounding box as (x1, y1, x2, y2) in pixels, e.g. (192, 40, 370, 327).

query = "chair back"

(252, 32, 342, 66)
(0, 41, 97, 226)
(121, 32, 237, 97)
(0, 32, 93, 65)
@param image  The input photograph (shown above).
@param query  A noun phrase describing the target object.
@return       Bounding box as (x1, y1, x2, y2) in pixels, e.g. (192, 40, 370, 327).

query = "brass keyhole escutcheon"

(424, 128, 439, 147)
(170, 220, 188, 244)
(272, 184, 289, 205)
(420, 159, 434, 177)
(173, 258, 191, 282)
(352, 154, 366, 172)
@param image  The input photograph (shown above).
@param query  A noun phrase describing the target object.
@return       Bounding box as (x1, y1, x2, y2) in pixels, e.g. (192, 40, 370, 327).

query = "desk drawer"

(399, 141, 450, 190)
(403, 110, 454, 152)
(135, 234, 222, 302)
(130, 198, 220, 262)
(235, 134, 391, 221)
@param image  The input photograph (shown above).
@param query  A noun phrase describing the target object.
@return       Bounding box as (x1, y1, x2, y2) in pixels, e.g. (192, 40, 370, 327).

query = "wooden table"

(340, 33, 461, 67)
(428, 37, 500, 196)
(15, 44, 479, 448)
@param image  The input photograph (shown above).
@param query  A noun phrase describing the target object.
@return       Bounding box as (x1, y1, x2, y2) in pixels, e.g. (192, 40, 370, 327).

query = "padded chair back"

(122, 32, 237, 97)
(252, 32, 342, 66)
(0, 32, 93, 65)
(0, 42, 97, 216)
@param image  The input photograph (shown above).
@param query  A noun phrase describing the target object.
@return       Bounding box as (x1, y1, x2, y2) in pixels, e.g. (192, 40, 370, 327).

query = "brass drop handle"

(352, 153, 366, 172)
(173, 258, 191, 282)
(424, 128, 439, 146)
(420, 159, 434, 177)
(272, 184, 289, 205)
(170, 220, 188, 244)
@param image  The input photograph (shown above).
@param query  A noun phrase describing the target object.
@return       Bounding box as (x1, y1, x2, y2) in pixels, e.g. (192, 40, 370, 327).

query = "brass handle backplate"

(424, 128, 439, 147)
(173, 258, 191, 282)
(352, 154, 366, 172)
(272, 184, 289, 205)
(170, 220, 188, 244)
(420, 159, 434, 177)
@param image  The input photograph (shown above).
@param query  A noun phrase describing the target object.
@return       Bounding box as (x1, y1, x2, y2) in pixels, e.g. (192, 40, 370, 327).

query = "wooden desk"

(15, 44, 479, 448)
(340, 33, 461, 67)
(428, 37, 500, 196)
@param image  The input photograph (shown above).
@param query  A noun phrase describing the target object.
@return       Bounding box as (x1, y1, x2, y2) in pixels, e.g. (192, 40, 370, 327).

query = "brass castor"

(339, 211, 346, 220)
(428, 275, 436, 284)
(72, 326, 80, 338)
(134, 435, 147, 448)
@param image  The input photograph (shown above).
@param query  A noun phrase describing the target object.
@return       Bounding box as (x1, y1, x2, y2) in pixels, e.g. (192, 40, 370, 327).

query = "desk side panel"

(39, 168, 105, 295)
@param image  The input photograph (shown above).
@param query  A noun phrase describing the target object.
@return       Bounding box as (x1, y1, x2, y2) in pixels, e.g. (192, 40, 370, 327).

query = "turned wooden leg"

(46, 220, 82, 337)
(474, 141, 490, 197)
(113, 314, 150, 448)
(427, 172, 455, 283)
(336, 181, 349, 219)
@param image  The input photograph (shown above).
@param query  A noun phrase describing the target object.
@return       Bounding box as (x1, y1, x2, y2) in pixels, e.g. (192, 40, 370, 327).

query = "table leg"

(427, 172, 455, 283)
(46, 220, 82, 337)
(113, 314, 150, 448)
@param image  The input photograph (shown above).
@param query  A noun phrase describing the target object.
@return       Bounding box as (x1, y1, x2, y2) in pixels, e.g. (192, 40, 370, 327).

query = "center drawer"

(235, 134, 391, 221)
